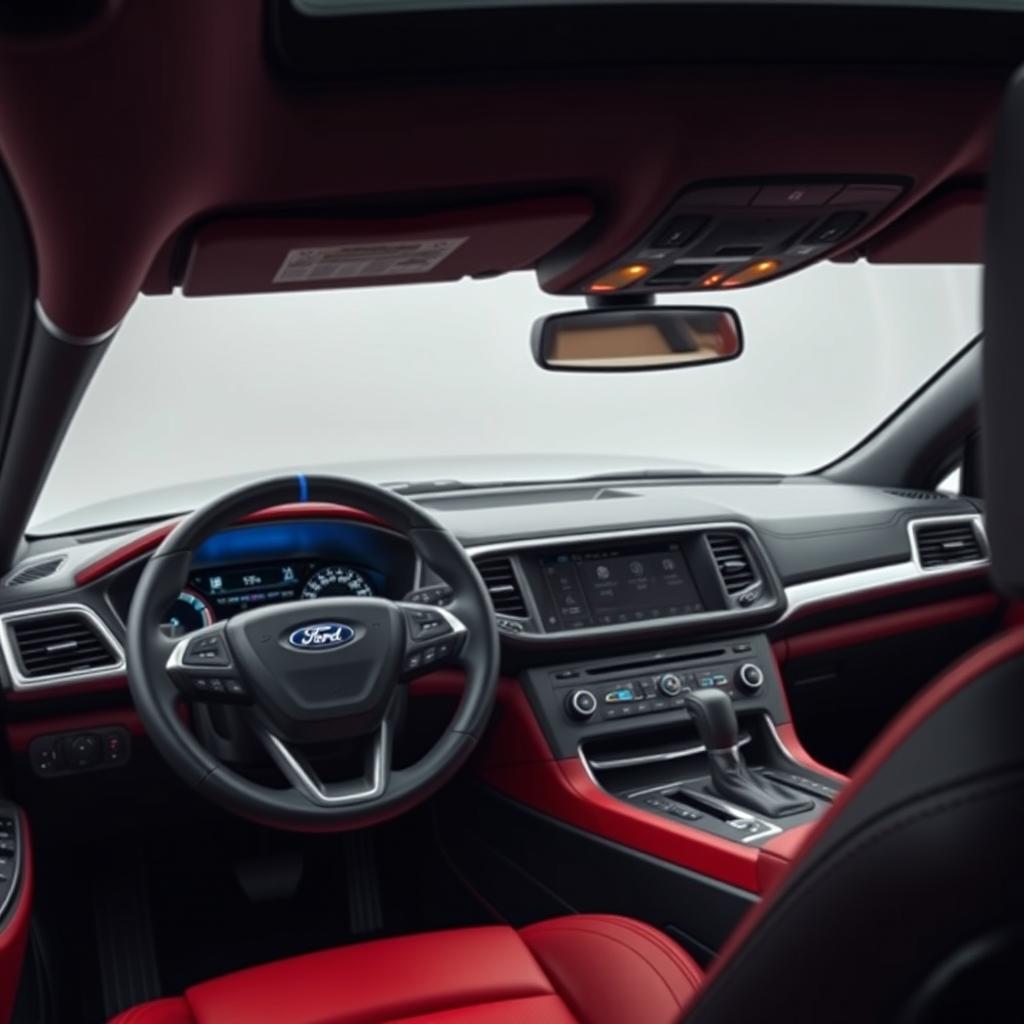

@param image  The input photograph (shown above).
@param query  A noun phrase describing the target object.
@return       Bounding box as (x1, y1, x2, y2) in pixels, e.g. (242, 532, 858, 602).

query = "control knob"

(566, 689, 598, 720)
(65, 733, 101, 769)
(735, 662, 765, 694)
(658, 673, 684, 697)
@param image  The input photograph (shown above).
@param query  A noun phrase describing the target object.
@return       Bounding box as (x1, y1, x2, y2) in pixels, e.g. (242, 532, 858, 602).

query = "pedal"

(93, 857, 162, 1018)
(234, 850, 304, 903)
(344, 831, 383, 935)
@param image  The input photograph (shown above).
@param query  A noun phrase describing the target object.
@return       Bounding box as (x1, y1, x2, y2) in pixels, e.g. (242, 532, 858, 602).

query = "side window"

(938, 465, 962, 494)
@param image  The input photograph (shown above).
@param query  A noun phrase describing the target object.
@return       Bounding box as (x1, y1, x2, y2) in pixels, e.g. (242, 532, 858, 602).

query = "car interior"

(1, 1, 1024, 1022)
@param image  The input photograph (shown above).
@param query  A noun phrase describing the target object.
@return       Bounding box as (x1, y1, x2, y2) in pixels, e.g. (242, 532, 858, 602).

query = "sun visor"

(865, 187, 984, 264)
(178, 197, 593, 297)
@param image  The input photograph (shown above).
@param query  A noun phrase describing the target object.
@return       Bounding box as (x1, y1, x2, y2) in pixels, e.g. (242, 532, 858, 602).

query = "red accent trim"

(1003, 601, 1024, 627)
(705, 626, 1024, 979)
(0, 810, 33, 1024)
(3, 673, 129, 703)
(75, 523, 175, 586)
(781, 593, 999, 661)
(74, 503, 389, 586)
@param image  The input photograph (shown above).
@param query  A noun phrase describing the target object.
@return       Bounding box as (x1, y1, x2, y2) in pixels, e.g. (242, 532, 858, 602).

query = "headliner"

(0, 0, 1015, 335)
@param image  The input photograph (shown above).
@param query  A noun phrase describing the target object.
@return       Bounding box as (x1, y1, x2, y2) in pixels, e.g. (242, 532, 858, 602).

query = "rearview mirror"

(532, 306, 742, 372)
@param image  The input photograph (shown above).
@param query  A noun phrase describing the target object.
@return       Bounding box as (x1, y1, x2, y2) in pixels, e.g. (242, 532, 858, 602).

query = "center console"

(520, 632, 843, 848)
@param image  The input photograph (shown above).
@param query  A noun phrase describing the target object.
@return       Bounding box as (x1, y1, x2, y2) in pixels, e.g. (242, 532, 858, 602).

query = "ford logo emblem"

(287, 622, 356, 651)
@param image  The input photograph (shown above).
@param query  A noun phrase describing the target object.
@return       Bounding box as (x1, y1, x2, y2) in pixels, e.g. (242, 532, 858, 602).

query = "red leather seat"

(109, 914, 703, 1024)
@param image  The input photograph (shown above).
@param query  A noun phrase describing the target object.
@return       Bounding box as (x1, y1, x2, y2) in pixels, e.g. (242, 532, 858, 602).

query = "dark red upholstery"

(108, 915, 702, 1024)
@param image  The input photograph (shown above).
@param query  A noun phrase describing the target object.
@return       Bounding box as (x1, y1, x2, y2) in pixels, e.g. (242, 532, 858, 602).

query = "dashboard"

(0, 478, 992, 696)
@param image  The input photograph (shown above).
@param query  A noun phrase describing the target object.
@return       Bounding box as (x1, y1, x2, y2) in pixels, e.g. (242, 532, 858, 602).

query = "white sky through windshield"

(32, 262, 979, 532)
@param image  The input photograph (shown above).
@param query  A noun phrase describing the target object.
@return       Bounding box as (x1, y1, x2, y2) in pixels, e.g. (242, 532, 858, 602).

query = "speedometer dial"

(161, 590, 214, 637)
(301, 566, 374, 600)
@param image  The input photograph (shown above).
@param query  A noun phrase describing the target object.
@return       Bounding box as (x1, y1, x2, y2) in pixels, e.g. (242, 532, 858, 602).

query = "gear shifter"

(683, 688, 813, 818)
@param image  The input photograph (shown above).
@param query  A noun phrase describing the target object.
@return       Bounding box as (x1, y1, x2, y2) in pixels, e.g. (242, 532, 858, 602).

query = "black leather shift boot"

(705, 746, 813, 818)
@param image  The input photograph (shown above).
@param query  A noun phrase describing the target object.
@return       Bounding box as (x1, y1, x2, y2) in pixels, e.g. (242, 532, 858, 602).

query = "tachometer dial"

(301, 566, 374, 600)
(161, 590, 214, 637)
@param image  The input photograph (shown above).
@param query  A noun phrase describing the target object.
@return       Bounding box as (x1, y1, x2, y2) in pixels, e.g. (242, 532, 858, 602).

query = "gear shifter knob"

(683, 688, 739, 751)
(682, 686, 812, 818)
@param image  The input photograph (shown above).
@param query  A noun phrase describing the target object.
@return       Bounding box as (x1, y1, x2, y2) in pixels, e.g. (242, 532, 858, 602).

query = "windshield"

(31, 261, 979, 535)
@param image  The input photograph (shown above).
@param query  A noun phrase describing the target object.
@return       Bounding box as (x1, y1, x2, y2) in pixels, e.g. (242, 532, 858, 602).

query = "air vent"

(5, 556, 65, 586)
(4, 609, 119, 681)
(912, 519, 986, 569)
(473, 556, 528, 617)
(885, 489, 953, 502)
(706, 532, 757, 595)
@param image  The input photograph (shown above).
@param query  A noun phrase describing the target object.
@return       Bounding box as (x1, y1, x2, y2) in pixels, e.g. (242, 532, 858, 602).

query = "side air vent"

(5, 556, 65, 586)
(885, 488, 954, 502)
(706, 532, 758, 595)
(473, 556, 528, 617)
(1, 607, 122, 685)
(911, 518, 986, 570)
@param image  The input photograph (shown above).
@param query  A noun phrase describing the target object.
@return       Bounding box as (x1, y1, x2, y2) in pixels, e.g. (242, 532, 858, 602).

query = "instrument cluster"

(163, 559, 382, 636)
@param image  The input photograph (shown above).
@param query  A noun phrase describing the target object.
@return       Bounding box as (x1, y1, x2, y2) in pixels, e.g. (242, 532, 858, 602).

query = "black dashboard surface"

(0, 476, 985, 668)
(418, 478, 981, 585)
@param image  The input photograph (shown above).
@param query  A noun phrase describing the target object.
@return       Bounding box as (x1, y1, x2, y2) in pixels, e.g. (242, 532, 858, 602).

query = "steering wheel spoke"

(165, 621, 253, 704)
(256, 715, 393, 807)
(396, 601, 468, 677)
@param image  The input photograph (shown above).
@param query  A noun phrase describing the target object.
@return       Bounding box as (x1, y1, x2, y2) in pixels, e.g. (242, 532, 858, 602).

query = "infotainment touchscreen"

(538, 541, 704, 630)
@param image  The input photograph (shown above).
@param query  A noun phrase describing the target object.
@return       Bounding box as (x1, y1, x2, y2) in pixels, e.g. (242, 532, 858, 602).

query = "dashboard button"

(658, 673, 683, 697)
(753, 183, 842, 207)
(736, 662, 765, 693)
(65, 733, 101, 769)
(184, 634, 230, 667)
(567, 689, 597, 719)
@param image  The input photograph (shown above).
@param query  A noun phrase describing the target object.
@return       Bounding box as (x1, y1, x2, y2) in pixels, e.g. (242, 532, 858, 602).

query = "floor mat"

(29, 803, 493, 1023)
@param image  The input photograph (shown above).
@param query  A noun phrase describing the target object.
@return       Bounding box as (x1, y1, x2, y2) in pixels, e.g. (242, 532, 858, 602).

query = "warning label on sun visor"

(273, 238, 468, 283)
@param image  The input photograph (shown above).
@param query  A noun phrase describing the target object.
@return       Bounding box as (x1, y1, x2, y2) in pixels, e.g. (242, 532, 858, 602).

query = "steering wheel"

(126, 475, 499, 831)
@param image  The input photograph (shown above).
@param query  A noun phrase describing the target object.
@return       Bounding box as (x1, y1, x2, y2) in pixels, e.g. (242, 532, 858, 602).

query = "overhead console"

(469, 524, 784, 645)
(548, 179, 905, 296)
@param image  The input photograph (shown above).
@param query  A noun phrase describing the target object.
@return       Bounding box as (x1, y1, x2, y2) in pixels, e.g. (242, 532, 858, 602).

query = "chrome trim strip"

(762, 715, 807, 769)
(782, 559, 988, 623)
(623, 779, 783, 844)
(908, 513, 989, 572)
(34, 300, 121, 346)
(0, 604, 126, 691)
(585, 732, 751, 771)
(262, 721, 390, 806)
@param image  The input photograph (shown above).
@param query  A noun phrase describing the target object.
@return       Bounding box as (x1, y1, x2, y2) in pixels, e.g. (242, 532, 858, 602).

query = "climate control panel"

(564, 660, 766, 723)
(521, 634, 787, 759)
